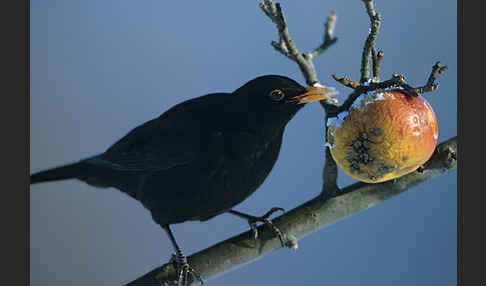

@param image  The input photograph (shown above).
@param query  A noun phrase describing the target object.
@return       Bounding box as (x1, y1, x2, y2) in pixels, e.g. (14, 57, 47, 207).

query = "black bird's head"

(231, 75, 338, 129)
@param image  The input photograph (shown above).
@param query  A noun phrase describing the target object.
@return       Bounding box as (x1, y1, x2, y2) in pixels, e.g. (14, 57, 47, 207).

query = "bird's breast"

(196, 129, 284, 212)
(142, 129, 285, 224)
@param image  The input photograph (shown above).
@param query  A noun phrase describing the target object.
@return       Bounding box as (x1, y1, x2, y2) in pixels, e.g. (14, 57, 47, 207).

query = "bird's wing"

(84, 92, 233, 172)
(84, 118, 198, 172)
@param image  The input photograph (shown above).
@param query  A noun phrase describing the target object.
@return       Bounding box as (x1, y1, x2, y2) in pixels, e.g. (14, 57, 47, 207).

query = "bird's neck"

(231, 108, 299, 141)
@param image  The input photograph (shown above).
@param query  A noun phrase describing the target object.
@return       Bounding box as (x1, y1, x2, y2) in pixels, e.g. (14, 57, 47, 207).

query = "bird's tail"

(30, 162, 85, 184)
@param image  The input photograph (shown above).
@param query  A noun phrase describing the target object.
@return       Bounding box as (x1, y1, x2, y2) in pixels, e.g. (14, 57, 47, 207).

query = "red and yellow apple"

(327, 89, 438, 183)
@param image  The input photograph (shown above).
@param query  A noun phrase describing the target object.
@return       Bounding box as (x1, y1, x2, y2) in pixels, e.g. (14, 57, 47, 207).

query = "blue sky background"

(30, 1, 456, 285)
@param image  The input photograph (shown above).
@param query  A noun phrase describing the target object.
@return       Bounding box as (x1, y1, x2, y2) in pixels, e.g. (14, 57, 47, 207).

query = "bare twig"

(411, 61, 449, 95)
(260, 1, 299, 59)
(334, 73, 412, 112)
(363, 0, 377, 19)
(360, 0, 381, 83)
(260, 0, 337, 87)
(308, 11, 338, 59)
(371, 48, 384, 81)
(333, 61, 448, 113)
(334, 72, 410, 97)
(332, 74, 362, 90)
(125, 137, 457, 286)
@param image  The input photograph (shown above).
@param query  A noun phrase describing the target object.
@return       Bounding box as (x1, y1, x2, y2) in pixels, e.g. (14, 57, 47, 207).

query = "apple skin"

(327, 89, 438, 183)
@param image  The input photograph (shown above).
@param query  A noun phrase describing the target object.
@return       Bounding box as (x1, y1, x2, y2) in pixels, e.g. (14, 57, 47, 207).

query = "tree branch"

(308, 11, 338, 60)
(360, 0, 381, 83)
(411, 61, 449, 95)
(371, 48, 384, 82)
(333, 61, 448, 112)
(125, 137, 457, 286)
(260, 0, 338, 87)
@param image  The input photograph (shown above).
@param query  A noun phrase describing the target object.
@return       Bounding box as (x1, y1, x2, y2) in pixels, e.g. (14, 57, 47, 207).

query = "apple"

(327, 89, 438, 183)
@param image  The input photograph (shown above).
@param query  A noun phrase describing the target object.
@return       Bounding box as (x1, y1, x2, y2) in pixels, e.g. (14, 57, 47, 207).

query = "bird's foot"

(229, 207, 286, 247)
(169, 252, 203, 286)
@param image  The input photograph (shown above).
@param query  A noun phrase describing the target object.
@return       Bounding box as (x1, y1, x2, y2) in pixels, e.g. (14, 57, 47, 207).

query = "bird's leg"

(228, 208, 285, 247)
(163, 225, 203, 286)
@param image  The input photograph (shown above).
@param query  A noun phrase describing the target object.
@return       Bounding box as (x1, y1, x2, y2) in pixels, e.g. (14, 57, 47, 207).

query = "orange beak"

(287, 86, 339, 105)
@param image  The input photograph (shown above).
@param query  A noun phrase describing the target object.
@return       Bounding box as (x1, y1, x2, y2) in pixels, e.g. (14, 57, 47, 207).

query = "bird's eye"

(268, 89, 285, 101)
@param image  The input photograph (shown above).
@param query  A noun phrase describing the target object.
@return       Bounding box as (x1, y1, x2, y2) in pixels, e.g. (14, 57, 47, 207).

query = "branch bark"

(125, 137, 457, 286)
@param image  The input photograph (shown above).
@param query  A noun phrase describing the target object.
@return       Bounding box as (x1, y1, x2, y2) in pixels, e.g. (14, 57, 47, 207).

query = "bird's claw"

(170, 253, 203, 286)
(247, 207, 285, 247)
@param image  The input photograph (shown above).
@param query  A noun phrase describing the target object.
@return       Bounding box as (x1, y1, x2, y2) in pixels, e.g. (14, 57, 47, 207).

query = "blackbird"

(30, 75, 337, 285)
